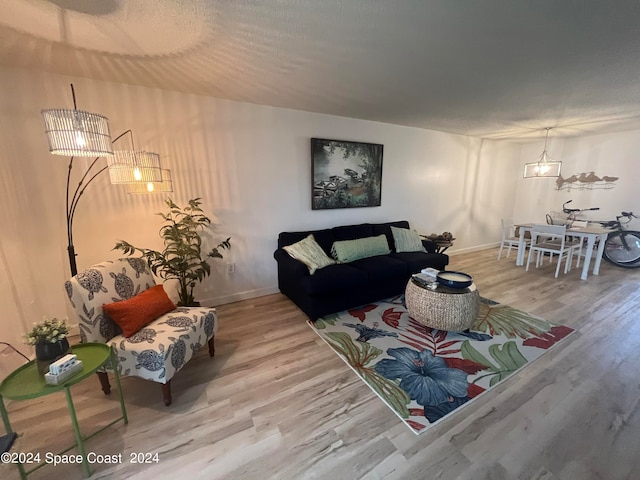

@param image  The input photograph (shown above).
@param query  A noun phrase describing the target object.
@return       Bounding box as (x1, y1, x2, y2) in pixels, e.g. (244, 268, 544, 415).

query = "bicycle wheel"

(603, 231, 640, 267)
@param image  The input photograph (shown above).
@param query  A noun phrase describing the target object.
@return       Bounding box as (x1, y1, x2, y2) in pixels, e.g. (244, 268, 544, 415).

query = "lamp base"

(1, 432, 17, 453)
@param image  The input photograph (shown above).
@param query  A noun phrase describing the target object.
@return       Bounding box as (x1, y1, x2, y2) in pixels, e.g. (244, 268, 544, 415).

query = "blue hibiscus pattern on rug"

(423, 395, 471, 423)
(375, 347, 468, 406)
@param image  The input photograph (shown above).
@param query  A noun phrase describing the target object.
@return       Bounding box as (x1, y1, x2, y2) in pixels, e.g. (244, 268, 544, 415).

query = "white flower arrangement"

(24, 317, 69, 345)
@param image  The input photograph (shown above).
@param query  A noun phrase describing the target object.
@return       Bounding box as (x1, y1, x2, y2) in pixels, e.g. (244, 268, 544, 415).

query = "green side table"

(0, 343, 128, 479)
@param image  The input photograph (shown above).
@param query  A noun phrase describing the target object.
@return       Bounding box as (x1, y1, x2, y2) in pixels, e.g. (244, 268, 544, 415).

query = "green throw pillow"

(331, 234, 391, 263)
(283, 234, 336, 274)
(391, 226, 426, 253)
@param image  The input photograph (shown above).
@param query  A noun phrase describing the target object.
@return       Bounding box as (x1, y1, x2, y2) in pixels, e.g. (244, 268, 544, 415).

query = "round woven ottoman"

(405, 279, 480, 331)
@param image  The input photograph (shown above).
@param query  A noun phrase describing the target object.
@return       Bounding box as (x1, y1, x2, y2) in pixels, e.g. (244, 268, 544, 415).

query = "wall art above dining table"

(555, 171, 619, 190)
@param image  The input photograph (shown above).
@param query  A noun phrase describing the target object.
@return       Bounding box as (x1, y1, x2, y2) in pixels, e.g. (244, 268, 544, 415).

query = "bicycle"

(545, 199, 600, 226)
(551, 200, 640, 268)
(595, 212, 640, 267)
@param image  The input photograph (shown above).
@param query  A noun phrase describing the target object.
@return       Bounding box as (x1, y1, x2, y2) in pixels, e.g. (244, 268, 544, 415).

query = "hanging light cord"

(127, 129, 136, 151)
(538, 127, 552, 164)
(71, 84, 78, 110)
(543, 127, 550, 151)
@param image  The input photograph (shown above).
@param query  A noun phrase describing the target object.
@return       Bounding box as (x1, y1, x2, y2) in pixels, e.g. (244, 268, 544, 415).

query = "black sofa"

(274, 220, 449, 320)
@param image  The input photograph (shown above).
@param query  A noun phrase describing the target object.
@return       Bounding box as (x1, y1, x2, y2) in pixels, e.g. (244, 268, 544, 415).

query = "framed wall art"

(311, 138, 383, 210)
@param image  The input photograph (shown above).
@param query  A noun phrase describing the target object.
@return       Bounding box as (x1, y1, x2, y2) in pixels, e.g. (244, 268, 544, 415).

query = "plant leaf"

(112, 198, 231, 306)
(486, 341, 528, 386)
(324, 332, 410, 417)
(473, 302, 552, 339)
(460, 339, 496, 371)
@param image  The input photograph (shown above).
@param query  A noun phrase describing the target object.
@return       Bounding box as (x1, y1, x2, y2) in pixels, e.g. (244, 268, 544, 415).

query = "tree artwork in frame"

(311, 138, 383, 210)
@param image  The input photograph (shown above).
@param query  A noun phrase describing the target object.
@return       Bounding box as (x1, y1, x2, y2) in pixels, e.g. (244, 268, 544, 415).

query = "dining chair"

(543, 220, 590, 265)
(526, 224, 581, 278)
(498, 218, 529, 260)
(568, 220, 589, 267)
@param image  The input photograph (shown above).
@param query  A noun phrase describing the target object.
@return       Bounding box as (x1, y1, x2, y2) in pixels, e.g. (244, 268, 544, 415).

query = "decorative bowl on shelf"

(436, 271, 473, 289)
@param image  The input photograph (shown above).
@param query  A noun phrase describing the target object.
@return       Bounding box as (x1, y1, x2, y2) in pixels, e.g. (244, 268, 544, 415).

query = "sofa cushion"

(372, 221, 410, 253)
(390, 251, 449, 272)
(301, 264, 368, 295)
(331, 234, 391, 263)
(332, 223, 374, 241)
(283, 234, 336, 274)
(349, 255, 408, 281)
(109, 306, 218, 382)
(391, 226, 426, 253)
(279, 229, 335, 255)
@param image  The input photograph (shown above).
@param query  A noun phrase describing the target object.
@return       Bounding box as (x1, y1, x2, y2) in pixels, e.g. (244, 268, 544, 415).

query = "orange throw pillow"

(102, 285, 176, 337)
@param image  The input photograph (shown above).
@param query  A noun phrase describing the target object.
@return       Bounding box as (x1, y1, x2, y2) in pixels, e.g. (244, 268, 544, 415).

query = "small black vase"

(35, 338, 70, 376)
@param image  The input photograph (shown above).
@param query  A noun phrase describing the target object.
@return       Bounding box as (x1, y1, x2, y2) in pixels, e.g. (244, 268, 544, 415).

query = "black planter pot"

(35, 338, 70, 376)
(178, 300, 201, 307)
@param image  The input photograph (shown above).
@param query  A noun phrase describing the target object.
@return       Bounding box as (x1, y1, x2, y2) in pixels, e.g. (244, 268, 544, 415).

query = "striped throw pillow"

(391, 226, 426, 253)
(283, 234, 336, 274)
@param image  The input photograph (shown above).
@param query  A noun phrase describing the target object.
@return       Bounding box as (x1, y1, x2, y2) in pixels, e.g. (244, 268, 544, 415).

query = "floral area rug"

(309, 295, 575, 434)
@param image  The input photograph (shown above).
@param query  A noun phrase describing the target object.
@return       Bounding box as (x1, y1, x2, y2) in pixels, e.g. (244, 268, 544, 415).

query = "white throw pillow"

(283, 234, 336, 274)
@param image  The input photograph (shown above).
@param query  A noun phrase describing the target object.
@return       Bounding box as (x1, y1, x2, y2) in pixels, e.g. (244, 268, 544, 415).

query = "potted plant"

(24, 317, 70, 375)
(114, 198, 231, 307)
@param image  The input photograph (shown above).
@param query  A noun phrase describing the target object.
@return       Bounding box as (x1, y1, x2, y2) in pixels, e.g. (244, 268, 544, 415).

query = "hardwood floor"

(3, 248, 640, 480)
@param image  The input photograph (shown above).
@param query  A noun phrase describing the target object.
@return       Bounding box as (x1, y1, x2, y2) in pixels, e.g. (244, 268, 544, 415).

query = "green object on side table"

(0, 343, 128, 479)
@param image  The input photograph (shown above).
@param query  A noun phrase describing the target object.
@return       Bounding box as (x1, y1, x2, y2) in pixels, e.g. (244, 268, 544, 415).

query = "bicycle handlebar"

(562, 200, 600, 214)
(559, 201, 635, 228)
(597, 211, 637, 229)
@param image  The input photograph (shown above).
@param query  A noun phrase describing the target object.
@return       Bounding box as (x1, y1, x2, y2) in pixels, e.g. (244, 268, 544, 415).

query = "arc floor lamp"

(42, 84, 167, 276)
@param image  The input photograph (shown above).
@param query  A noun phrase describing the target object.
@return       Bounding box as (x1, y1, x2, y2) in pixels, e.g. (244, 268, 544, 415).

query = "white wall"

(0, 65, 515, 349)
(459, 139, 522, 252)
(512, 131, 640, 228)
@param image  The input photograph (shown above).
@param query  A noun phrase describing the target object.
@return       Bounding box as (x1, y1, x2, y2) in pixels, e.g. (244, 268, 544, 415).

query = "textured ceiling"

(2, 0, 640, 139)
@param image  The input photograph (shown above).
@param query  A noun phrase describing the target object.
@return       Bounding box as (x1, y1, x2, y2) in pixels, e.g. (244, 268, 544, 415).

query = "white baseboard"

(446, 243, 499, 256)
(202, 285, 281, 306)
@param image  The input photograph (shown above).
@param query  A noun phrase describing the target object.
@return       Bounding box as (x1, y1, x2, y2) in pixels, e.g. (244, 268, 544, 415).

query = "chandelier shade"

(128, 169, 174, 194)
(523, 127, 562, 178)
(523, 160, 562, 178)
(42, 108, 113, 157)
(108, 150, 163, 184)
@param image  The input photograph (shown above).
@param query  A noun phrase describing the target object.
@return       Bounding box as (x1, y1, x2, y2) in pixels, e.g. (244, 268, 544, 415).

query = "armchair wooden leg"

(161, 381, 172, 406)
(208, 335, 215, 357)
(96, 371, 111, 395)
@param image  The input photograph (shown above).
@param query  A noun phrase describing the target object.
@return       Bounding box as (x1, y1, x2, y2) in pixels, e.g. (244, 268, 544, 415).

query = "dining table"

(514, 223, 611, 280)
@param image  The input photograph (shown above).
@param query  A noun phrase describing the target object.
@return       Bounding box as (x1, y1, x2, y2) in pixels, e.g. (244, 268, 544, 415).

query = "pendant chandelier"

(523, 127, 562, 178)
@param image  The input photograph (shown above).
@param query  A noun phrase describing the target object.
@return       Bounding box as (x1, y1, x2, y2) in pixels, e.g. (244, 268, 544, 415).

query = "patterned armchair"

(65, 258, 218, 406)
